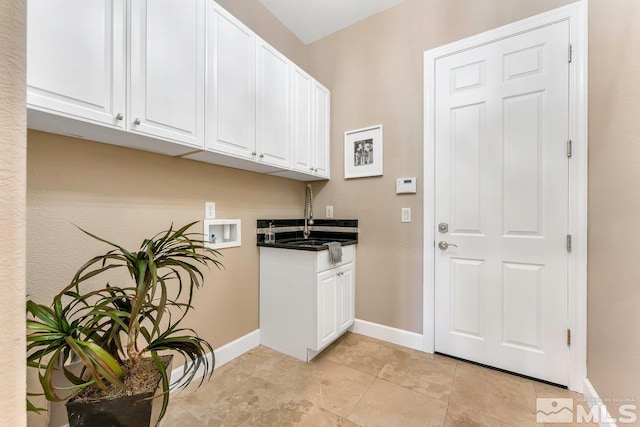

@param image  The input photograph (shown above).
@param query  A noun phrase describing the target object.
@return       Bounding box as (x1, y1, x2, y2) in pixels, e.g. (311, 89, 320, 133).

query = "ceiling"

(257, 0, 409, 45)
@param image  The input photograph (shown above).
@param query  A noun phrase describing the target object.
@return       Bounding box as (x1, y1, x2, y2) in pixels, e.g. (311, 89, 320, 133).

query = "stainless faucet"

(303, 184, 314, 239)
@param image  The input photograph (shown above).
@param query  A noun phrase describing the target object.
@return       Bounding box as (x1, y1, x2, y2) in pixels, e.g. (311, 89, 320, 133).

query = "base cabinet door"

(129, 0, 205, 147)
(27, 0, 126, 127)
(338, 264, 355, 331)
(316, 269, 338, 350)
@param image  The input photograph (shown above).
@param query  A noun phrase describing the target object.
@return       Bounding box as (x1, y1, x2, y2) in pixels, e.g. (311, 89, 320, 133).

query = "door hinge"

(567, 139, 572, 158)
(568, 44, 573, 63)
(567, 328, 571, 346)
(566, 234, 572, 252)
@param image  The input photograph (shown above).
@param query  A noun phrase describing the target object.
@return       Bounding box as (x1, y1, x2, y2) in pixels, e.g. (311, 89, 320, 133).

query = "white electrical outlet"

(401, 207, 411, 223)
(205, 202, 216, 219)
(326, 205, 334, 218)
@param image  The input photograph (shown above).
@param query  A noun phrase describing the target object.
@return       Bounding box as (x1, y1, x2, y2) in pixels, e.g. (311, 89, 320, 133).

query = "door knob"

(438, 241, 458, 251)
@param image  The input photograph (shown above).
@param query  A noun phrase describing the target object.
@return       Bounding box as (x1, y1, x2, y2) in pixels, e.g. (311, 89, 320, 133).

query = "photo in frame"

(344, 125, 383, 179)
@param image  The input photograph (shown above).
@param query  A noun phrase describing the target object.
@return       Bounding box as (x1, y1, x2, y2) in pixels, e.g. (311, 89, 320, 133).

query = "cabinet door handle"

(115, 113, 123, 121)
(314, 168, 319, 172)
(134, 118, 141, 125)
(252, 152, 257, 157)
(259, 153, 265, 159)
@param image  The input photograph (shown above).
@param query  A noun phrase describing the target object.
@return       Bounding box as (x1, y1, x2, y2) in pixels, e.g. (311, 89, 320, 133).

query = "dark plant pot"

(66, 356, 172, 427)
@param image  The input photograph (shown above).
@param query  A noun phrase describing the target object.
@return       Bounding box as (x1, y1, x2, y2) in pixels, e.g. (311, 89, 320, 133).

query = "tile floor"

(161, 332, 595, 426)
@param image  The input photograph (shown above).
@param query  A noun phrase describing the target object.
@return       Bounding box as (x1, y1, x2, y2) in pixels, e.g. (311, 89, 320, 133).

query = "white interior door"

(434, 21, 570, 385)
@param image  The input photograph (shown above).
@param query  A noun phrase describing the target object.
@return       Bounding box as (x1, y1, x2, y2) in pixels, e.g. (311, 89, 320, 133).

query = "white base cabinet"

(260, 245, 355, 361)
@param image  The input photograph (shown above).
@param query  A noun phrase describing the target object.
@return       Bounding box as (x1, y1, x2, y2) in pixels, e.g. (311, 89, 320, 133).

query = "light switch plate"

(402, 207, 411, 223)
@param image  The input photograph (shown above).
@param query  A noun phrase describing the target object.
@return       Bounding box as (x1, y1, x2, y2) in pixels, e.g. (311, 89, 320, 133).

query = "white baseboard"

(170, 329, 260, 391)
(349, 319, 423, 351)
(583, 378, 618, 427)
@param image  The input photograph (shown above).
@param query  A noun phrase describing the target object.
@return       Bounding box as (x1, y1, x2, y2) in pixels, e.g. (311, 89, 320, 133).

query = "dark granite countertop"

(257, 219, 358, 251)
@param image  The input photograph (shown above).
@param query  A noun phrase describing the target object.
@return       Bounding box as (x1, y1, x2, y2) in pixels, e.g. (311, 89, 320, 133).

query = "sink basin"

(285, 239, 334, 246)
(259, 237, 356, 250)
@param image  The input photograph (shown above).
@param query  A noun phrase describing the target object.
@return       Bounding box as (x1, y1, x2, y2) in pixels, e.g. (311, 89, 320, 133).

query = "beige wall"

(588, 0, 640, 417)
(307, 0, 573, 333)
(0, 0, 27, 426)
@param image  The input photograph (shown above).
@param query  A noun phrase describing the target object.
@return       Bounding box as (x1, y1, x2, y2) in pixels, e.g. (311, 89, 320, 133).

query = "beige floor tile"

(293, 407, 362, 427)
(379, 347, 457, 402)
(178, 374, 282, 426)
(444, 403, 513, 427)
(450, 363, 537, 426)
(160, 401, 206, 427)
(348, 378, 448, 427)
(311, 358, 376, 417)
(238, 395, 317, 426)
(318, 332, 396, 376)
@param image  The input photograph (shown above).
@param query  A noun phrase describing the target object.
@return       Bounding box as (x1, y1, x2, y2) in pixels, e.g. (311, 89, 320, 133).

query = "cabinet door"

(129, 0, 205, 147)
(27, 0, 126, 128)
(338, 264, 355, 331)
(207, 3, 256, 159)
(312, 81, 330, 178)
(291, 66, 313, 173)
(316, 269, 338, 350)
(256, 38, 291, 168)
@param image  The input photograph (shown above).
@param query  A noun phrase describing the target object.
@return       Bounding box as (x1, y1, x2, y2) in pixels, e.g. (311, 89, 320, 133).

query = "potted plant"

(26, 222, 222, 426)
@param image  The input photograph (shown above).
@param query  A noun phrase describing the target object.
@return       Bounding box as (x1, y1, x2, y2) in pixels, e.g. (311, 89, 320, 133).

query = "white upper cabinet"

(206, 2, 256, 159)
(290, 68, 330, 179)
(27, 0, 126, 128)
(26, 0, 328, 180)
(291, 66, 314, 173)
(129, 0, 205, 148)
(312, 80, 331, 179)
(256, 37, 291, 169)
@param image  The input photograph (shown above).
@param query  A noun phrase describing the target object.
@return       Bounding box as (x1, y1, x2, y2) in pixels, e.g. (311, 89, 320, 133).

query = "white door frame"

(423, 1, 588, 392)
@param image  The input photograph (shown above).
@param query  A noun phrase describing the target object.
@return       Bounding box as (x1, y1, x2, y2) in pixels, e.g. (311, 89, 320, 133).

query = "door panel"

(434, 21, 570, 385)
(256, 38, 291, 168)
(207, 2, 256, 158)
(338, 266, 355, 331)
(27, 0, 126, 127)
(316, 270, 337, 349)
(129, 0, 205, 147)
(312, 81, 331, 178)
(291, 66, 313, 172)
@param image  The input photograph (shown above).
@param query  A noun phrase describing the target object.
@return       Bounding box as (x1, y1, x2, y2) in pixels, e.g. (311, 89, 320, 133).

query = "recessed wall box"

(396, 177, 417, 194)
(203, 219, 241, 249)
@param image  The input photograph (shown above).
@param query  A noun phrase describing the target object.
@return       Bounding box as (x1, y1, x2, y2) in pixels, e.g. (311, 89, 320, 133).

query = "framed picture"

(344, 125, 383, 179)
